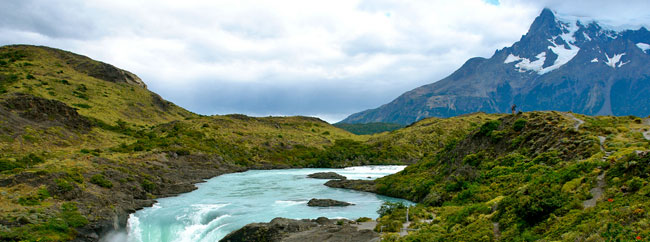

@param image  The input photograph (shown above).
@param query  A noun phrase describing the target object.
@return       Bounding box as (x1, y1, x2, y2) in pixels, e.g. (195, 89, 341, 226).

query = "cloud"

(1, 0, 649, 123)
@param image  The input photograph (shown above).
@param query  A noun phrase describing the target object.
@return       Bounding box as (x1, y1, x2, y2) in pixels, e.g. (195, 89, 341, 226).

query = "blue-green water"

(108, 166, 411, 242)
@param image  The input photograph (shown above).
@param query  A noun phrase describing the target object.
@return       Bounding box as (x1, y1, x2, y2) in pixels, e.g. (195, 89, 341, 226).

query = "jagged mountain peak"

(340, 8, 650, 125)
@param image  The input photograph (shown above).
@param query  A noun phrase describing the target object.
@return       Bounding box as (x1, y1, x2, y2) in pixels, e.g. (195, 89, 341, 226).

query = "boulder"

(220, 217, 378, 242)
(324, 179, 377, 193)
(307, 198, 353, 207)
(307, 172, 347, 180)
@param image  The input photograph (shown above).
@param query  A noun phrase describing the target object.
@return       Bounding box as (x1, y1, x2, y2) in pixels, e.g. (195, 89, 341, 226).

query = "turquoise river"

(101, 166, 413, 242)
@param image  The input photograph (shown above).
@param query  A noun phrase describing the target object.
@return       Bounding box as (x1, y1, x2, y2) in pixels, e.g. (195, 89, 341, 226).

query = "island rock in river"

(220, 217, 378, 242)
(307, 198, 354, 207)
(307, 172, 347, 180)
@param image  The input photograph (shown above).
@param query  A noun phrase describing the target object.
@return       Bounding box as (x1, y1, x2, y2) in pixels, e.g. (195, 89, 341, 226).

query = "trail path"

(583, 172, 606, 208)
(583, 136, 609, 209)
(493, 222, 501, 240)
(563, 113, 584, 131)
(399, 222, 412, 237)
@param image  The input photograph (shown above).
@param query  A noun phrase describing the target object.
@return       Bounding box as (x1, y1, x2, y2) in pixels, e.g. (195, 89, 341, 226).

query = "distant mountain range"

(341, 8, 650, 125)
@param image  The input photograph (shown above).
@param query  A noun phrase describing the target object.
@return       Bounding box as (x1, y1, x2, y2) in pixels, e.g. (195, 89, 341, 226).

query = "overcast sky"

(1, 0, 649, 123)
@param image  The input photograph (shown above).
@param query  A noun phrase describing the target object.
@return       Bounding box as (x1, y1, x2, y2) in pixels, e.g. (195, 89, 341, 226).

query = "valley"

(1, 10, 650, 241)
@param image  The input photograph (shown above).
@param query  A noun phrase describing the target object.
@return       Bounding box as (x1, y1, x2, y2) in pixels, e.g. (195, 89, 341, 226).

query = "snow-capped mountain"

(341, 8, 650, 125)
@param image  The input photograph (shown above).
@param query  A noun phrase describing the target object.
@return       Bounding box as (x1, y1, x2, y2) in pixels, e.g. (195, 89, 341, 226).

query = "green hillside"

(0, 45, 367, 241)
(360, 112, 650, 241)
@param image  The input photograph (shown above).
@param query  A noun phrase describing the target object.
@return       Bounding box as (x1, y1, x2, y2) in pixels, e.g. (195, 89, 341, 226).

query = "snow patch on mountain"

(516, 52, 546, 73)
(543, 42, 580, 74)
(637, 43, 650, 53)
(591, 58, 598, 63)
(504, 53, 548, 73)
(504, 54, 521, 64)
(605, 53, 626, 68)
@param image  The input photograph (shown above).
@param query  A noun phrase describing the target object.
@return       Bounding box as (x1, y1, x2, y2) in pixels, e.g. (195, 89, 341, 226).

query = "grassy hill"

(357, 112, 650, 241)
(0, 45, 368, 241)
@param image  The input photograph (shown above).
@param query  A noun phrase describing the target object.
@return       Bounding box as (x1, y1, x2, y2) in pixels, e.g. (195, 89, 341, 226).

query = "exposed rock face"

(0, 92, 92, 130)
(307, 172, 347, 180)
(307, 198, 353, 207)
(324, 179, 377, 193)
(220, 217, 379, 242)
(341, 8, 650, 125)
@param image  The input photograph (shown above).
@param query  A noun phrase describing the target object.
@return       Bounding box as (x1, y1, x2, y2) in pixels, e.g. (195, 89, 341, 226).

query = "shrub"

(377, 201, 406, 217)
(141, 179, 156, 192)
(0, 159, 22, 171)
(532, 151, 561, 165)
(356, 217, 372, 222)
(55, 179, 73, 192)
(479, 120, 501, 136)
(17, 196, 40, 206)
(463, 153, 485, 166)
(60, 202, 88, 228)
(507, 183, 566, 225)
(513, 118, 527, 131)
(90, 174, 113, 188)
(447, 203, 491, 225)
(627, 177, 644, 192)
(18, 153, 45, 167)
(497, 153, 528, 166)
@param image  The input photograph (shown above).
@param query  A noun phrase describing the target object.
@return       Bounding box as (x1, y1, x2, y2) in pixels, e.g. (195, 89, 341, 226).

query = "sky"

(1, 0, 649, 123)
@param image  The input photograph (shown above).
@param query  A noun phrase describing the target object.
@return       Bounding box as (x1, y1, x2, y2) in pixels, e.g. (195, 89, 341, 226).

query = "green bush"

(506, 183, 567, 225)
(377, 201, 406, 217)
(60, 202, 88, 227)
(513, 118, 527, 131)
(627, 177, 644, 192)
(18, 153, 45, 167)
(532, 151, 561, 165)
(463, 153, 485, 166)
(0, 159, 22, 171)
(479, 120, 501, 136)
(17, 196, 40, 206)
(356, 217, 372, 222)
(141, 179, 156, 192)
(90, 174, 113, 188)
(447, 203, 491, 225)
(55, 179, 73, 192)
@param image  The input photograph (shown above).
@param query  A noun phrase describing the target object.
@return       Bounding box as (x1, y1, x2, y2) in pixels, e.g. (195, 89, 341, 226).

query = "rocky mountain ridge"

(341, 8, 650, 125)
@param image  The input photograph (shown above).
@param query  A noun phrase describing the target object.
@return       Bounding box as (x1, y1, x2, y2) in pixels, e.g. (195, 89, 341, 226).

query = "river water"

(106, 166, 411, 242)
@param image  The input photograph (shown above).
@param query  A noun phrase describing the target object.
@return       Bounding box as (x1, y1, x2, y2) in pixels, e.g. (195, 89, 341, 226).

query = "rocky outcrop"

(324, 179, 377, 193)
(307, 172, 347, 180)
(220, 217, 379, 242)
(0, 93, 92, 130)
(307, 198, 353, 207)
